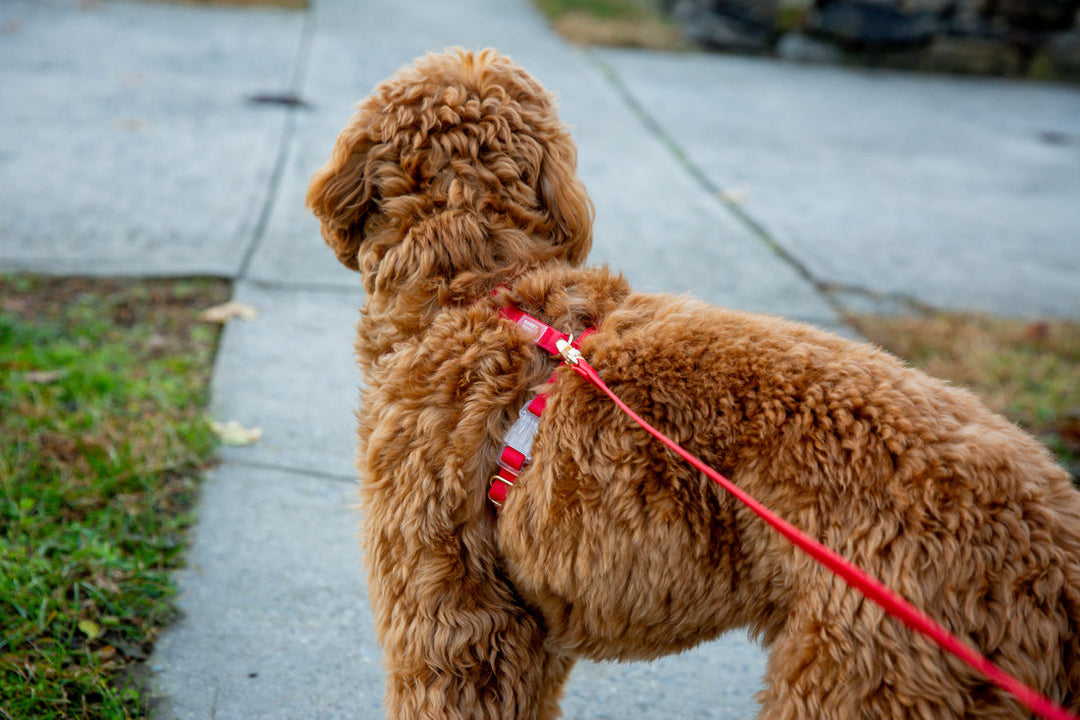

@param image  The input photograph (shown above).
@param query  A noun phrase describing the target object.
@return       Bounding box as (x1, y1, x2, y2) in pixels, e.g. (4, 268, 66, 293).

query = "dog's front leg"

(367, 532, 574, 719)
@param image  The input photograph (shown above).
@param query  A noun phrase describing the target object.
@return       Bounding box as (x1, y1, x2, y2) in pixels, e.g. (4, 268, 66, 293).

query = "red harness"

(488, 306, 593, 508)
(493, 305, 1077, 720)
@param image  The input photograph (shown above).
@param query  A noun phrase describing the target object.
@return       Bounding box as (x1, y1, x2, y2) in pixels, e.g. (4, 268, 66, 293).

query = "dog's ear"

(537, 135, 594, 267)
(305, 125, 381, 272)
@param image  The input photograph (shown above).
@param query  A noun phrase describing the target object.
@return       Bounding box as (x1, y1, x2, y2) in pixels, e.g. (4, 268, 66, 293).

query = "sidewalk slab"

(151, 464, 379, 720)
(0, 0, 302, 277)
(596, 49, 1080, 318)
(210, 280, 363, 479)
(563, 634, 764, 718)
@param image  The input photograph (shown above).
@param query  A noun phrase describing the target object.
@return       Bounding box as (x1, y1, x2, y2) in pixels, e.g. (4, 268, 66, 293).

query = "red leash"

(549, 335, 1079, 720)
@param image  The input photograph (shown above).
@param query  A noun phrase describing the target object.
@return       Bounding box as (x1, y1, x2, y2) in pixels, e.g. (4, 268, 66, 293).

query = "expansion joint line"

(585, 49, 844, 317)
(223, 458, 356, 485)
(238, 6, 317, 280)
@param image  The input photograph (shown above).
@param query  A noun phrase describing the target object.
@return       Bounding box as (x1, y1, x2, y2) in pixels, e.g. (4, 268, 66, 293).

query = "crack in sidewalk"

(237, 7, 317, 280)
(585, 49, 852, 319)
(221, 458, 357, 485)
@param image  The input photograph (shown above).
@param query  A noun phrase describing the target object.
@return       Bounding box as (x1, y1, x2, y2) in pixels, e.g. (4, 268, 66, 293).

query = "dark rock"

(995, 0, 1079, 33)
(672, 0, 779, 51)
(928, 34, 1024, 73)
(1045, 30, 1080, 74)
(776, 30, 847, 60)
(806, 0, 940, 49)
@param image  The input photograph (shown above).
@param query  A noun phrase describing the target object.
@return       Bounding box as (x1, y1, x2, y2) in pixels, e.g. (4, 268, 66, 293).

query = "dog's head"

(306, 48, 593, 296)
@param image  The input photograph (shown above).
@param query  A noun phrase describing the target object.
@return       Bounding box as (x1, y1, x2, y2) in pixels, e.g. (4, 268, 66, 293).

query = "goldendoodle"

(306, 48, 1080, 719)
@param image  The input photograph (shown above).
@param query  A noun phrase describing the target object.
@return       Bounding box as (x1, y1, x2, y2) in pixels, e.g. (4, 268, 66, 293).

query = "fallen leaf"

(1, 297, 29, 313)
(198, 301, 258, 324)
(78, 620, 103, 640)
(93, 574, 121, 594)
(23, 369, 68, 384)
(145, 333, 169, 353)
(211, 420, 263, 446)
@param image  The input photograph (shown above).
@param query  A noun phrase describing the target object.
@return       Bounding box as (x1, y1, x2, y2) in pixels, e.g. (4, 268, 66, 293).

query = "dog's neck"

(353, 207, 586, 371)
(354, 287, 457, 373)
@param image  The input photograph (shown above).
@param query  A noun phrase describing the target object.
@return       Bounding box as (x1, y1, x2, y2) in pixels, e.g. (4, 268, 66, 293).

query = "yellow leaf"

(197, 301, 258, 324)
(211, 420, 263, 446)
(23, 369, 68, 384)
(79, 620, 103, 640)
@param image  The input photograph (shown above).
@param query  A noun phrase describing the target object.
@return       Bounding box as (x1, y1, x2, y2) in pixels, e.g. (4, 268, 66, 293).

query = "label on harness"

(515, 315, 545, 344)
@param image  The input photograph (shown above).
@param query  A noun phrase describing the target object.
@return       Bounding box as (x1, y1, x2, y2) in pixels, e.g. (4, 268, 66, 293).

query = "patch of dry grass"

(848, 312, 1080, 467)
(535, 0, 688, 50)
(553, 11, 688, 49)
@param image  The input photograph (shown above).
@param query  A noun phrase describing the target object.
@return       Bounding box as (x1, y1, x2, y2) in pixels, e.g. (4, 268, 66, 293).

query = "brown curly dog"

(306, 48, 1080, 719)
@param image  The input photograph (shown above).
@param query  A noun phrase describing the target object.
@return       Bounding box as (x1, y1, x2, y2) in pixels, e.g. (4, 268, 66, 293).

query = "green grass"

(0, 276, 229, 719)
(533, 0, 651, 20)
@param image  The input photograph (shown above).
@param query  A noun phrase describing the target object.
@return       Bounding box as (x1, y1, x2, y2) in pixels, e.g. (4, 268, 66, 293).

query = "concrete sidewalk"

(2, 0, 1078, 718)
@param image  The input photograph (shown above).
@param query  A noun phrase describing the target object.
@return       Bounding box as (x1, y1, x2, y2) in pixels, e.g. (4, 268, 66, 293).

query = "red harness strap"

(488, 306, 593, 508)
(495, 305, 1078, 720)
(497, 305, 581, 356)
(488, 387, 549, 508)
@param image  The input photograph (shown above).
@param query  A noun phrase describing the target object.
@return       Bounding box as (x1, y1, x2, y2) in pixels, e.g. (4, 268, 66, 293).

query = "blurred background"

(547, 0, 1080, 78)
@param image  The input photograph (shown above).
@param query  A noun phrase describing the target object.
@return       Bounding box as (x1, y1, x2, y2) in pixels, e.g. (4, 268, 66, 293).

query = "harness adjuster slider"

(489, 468, 517, 508)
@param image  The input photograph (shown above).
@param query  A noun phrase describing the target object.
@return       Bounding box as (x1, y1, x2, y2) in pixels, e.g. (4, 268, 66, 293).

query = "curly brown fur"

(308, 48, 1080, 719)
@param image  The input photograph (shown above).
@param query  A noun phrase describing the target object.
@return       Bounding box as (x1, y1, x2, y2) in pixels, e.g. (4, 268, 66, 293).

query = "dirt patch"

(554, 10, 689, 49)
(534, 0, 689, 51)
